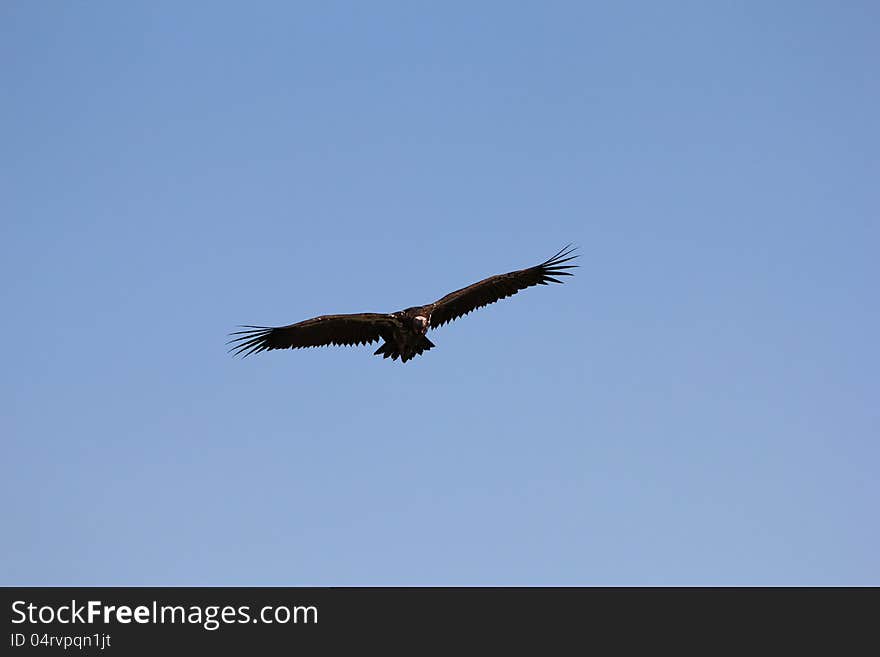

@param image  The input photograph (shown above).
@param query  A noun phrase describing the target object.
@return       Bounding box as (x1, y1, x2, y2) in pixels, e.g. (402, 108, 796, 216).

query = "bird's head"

(412, 315, 429, 335)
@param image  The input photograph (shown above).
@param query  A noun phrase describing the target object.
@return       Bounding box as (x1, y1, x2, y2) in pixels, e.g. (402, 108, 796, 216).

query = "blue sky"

(2, 1, 877, 585)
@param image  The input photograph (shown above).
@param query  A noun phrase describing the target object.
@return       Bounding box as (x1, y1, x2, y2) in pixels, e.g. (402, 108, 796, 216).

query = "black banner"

(2, 587, 873, 652)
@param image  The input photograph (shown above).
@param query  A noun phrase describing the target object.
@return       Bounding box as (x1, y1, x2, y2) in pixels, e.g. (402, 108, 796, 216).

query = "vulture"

(228, 244, 577, 363)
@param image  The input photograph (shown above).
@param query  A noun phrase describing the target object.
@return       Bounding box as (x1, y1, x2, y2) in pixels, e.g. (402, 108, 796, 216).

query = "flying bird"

(228, 244, 577, 363)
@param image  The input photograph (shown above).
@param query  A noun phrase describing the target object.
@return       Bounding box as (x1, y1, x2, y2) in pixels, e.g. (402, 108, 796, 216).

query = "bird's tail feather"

(374, 336, 435, 362)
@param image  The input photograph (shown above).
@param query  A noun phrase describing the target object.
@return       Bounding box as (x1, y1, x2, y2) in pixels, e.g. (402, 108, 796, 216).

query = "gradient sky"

(2, 1, 878, 585)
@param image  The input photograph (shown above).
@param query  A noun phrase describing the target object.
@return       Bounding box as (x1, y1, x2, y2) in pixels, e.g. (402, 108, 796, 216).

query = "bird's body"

(229, 245, 577, 363)
(374, 307, 436, 362)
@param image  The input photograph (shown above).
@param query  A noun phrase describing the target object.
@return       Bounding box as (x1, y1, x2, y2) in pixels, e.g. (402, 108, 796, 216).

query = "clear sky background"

(2, 2, 877, 585)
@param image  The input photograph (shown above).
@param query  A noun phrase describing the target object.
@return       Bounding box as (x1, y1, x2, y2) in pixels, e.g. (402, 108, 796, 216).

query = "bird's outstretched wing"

(428, 244, 578, 328)
(228, 313, 399, 358)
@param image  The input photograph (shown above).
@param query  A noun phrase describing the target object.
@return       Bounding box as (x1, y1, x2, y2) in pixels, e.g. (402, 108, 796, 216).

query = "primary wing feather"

(428, 244, 578, 328)
(228, 313, 397, 358)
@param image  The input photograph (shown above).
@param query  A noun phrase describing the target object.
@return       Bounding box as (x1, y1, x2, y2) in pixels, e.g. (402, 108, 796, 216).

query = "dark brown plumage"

(228, 244, 577, 362)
